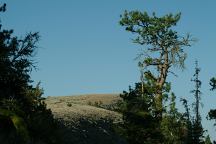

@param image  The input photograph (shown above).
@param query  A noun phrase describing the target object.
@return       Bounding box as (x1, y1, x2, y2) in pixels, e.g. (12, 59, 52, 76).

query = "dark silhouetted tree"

(119, 72, 166, 144)
(208, 77, 216, 142)
(190, 61, 204, 143)
(181, 61, 204, 144)
(161, 93, 186, 144)
(210, 77, 216, 91)
(181, 98, 193, 144)
(0, 3, 61, 143)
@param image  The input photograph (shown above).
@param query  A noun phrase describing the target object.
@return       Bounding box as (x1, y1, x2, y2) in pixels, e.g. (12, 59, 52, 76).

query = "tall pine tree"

(119, 10, 193, 144)
(120, 10, 193, 121)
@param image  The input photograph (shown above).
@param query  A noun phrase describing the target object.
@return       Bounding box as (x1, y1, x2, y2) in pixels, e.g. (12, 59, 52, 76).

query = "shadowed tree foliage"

(204, 135, 212, 144)
(181, 61, 204, 144)
(119, 72, 165, 144)
(210, 77, 216, 91)
(0, 4, 62, 143)
(208, 77, 216, 143)
(208, 109, 216, 123)
(181, 98, 193, 144)
(119, 73, 187, 144)
(190, 61, 204, 144)
(161, 93, 186, 144)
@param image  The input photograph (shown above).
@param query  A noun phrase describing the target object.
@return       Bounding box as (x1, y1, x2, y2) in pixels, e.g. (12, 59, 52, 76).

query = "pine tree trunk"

(155, 50, 169, 120)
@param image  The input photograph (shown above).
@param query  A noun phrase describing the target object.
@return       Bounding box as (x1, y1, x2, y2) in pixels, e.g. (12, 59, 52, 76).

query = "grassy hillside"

(45, 94, 126, 144)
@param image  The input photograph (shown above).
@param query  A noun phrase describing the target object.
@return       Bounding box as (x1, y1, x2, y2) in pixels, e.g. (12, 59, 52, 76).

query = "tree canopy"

(120, 10, 193, 119)
(0, 3, 61, 143)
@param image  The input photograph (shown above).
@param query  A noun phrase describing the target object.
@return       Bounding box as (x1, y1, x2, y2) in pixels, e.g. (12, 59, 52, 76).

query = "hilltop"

(45, 94, 126, 144)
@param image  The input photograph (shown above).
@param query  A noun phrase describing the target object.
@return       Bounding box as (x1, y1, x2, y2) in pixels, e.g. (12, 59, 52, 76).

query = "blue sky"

(1, 0, 216, 141)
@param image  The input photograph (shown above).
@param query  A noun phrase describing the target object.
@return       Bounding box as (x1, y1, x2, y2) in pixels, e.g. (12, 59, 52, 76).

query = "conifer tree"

(181, 98, 193, 144)
(119, 10, 193, 144)
(120, 10, 193, 120)
(181, 61, 204, 144)
(120, 73, 167, 144)
(210, 77, 216, 91)
(190, 61, 204, 143)
(208, 77, 216, 141)
(0, 3, 61, 143)
(161, 93, 186, 144)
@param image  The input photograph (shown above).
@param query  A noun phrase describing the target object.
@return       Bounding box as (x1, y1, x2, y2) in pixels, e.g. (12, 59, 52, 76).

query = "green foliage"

(208, 78, 216, 128)
(208, 109, 216, 122)
(67, 103, 72, 107)
(180, 61, 205, 144)
(181, 98, 193, 144)
(120, 10, 192, 69)
(190, 61, 204, 144)
(120, 10, 192, 120)
(0, 3, 6, 12)
(118, 10, 190, 141)
(0, 4, 62, 143)
(210, 77, 216, 91)
(161, 93, 186, 144)
(204, 135, 212, 144)
(118, 72, 165, 144)
(25, 83, 63, 143)
(0, 109, 29, 143)
(119, 81, 185, 144)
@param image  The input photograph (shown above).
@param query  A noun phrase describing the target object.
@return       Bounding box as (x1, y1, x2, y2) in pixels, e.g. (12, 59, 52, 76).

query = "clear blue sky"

(1, 0, 216, 141)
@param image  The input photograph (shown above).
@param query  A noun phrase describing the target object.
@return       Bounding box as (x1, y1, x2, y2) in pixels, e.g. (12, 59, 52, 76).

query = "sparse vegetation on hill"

(45, 94, 122, 121)
(45, 94, 126, 144)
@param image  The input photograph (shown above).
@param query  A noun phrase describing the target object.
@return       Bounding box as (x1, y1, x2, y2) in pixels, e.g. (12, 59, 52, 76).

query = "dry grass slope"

(45, 94, 122, 121)
(45, 94, 126, 144)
